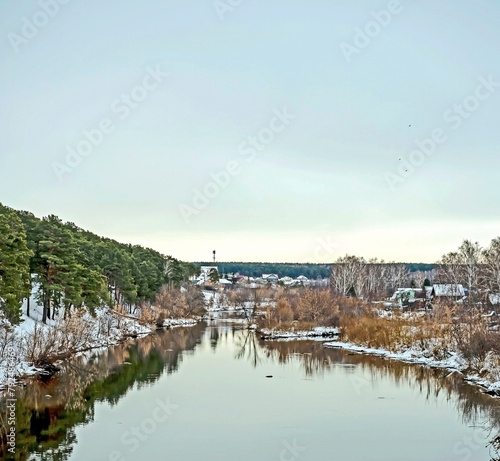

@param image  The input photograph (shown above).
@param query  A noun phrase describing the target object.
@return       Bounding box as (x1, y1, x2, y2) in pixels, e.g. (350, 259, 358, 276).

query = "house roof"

(432, 284, 465, 297)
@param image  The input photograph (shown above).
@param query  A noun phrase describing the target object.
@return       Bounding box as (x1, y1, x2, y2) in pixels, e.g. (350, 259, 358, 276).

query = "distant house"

(390, 288, 424, 307)
(296, 275, 309, 282)
(431, 284, 465, 300)
(262, 273, 279, 282)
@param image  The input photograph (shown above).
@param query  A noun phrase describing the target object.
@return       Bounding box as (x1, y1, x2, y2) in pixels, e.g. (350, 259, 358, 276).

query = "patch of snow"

(0, 301, 199, 387)
(260, 326, 339, 340)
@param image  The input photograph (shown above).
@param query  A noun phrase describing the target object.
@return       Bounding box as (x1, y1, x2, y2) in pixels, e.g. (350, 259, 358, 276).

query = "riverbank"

(253, 289, 500, 395)
(258, 322, 500, 396)
(0, 304, 198, 386)
(259, 325, 339, 340)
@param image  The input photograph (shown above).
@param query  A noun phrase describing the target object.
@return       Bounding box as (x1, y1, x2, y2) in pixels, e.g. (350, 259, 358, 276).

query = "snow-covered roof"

(432, 284, 465, 297)
(390, 288, 416, 301)
(297, 275, 309, 281)
(489, 294, 500, 305)
(262, 273, 279, 279)
(218, 278, 232, 285)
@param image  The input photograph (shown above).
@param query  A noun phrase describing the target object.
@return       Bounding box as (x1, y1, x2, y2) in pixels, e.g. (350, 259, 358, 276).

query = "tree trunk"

(42, 297, 48, 324)
(27, 296, 30, 318)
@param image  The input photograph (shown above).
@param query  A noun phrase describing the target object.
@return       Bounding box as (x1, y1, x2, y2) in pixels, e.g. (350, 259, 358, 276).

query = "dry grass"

(260, 289, 500, 371)
(22, 313, 95, 362)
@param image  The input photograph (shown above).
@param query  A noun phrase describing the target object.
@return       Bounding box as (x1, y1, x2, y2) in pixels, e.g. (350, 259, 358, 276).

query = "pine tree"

(32, 216, 81, 323)
(0, 204, 32, 324)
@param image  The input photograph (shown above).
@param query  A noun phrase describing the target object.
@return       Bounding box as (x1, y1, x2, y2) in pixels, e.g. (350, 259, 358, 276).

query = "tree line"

(199, 262, 435, 281)
(330, 256, 422, 299)
(0, 203, 199, 324)
(199, 262, 332, 279)
(330, 239, 500, 305)
(436, 239, 500, 304)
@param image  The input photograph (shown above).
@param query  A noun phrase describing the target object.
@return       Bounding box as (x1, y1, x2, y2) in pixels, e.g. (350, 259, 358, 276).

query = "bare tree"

(483, 238, 500, 296)
(384, 263, 410, 294)
(330, 255, 366, 297)
(437, 240, 483, 304)
(458, 240, 482, 296)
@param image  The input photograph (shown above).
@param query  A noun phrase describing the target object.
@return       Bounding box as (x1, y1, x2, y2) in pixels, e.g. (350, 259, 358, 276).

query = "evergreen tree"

(0, 204, 32, 323)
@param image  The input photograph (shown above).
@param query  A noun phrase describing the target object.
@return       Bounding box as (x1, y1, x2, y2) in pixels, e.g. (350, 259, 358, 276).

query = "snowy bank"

(323, 340, 500, 396)
(0, 304, 199, 387)
(260, 326, 339, 340)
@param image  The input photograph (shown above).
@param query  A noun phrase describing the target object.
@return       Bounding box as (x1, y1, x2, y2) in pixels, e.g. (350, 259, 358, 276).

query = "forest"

(200, 261, 436, 280)
(0, 203, 199, 325)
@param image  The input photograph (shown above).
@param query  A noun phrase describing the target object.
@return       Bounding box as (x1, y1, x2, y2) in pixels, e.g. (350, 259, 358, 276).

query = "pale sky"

(1, 0, 500, 263)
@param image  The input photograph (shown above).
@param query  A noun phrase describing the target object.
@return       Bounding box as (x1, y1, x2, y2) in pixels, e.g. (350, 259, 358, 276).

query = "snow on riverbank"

(163, 318, 198, 327)
(323, 340, 500, 395)
(0, 304, 198, 387)
(323, 340, 465, 371)
(260, 326, 339, 340)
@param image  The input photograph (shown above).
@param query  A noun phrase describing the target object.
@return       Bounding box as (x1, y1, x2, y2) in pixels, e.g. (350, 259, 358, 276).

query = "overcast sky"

(1, 0, 500, 263)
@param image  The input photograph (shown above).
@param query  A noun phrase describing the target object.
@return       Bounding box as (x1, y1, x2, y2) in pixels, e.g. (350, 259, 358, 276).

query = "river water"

(3, 318, 500, 460)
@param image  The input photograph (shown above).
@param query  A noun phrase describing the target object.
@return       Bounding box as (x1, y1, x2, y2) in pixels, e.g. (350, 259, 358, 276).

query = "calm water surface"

(3, 318, 500, 460)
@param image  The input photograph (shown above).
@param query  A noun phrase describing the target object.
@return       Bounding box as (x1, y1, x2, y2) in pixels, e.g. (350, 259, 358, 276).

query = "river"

(2, 317, 500, 460)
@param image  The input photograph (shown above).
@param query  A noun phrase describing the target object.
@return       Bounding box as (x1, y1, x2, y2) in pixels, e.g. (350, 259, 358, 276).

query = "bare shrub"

(22, 322, 59, 363)
(275, 298, 294, 324)
(182, 284, 206, 316)
(296, 289, 338, 325)
(137, 302, 157, 324)
(57, 313, 95, 352)
(153, 284, 205, 322)
(98, 309, 116, 337)
(0, 321, 16, 366)
(22, 313, 96, 363)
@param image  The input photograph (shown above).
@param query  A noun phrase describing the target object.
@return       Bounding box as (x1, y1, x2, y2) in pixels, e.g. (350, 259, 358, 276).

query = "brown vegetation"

(138, 284, 205, 326)
(260, 288, 500, 374)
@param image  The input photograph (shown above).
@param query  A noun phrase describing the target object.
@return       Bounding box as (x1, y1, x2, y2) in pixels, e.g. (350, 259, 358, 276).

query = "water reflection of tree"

(260, 339, 335, 376)
(234, 330, 261, 367)
(260, 337, 500, 460)
(0, 323, 206, 460)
